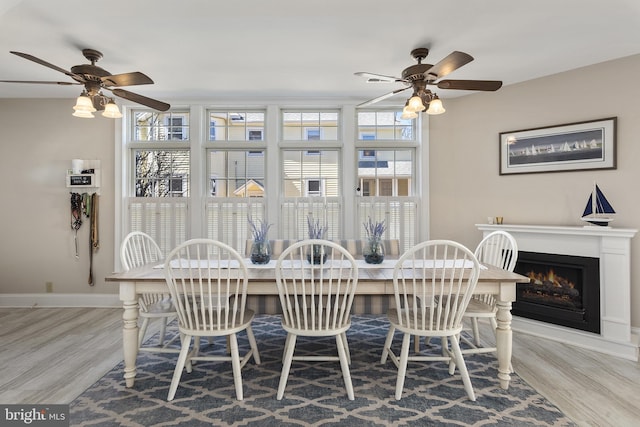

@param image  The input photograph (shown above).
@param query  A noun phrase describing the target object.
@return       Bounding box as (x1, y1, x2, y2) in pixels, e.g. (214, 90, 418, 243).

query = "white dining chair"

(461, 231, 518, 358)
(275, 239, 359, 400)
(120, 231, 178, 353)
(381, 240, 481, 401)
(163, 238, 260, 401)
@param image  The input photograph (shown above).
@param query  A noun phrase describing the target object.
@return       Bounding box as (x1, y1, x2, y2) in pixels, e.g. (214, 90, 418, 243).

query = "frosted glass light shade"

(102, 100, 123, 118)
(401, 105, 418, 119)
(407, 95, 426, 112)
(73, 94, 96, 113)
(72, 109, 95, 118)
(426, 98, 446, 115)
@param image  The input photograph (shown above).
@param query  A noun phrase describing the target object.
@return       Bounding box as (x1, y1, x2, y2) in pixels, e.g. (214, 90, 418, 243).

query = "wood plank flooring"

(0, 307, 638, 426)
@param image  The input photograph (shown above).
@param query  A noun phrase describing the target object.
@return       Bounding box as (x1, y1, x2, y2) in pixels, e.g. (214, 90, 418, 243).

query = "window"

(168, 117, 184, 140)
(133, 111, 190, 141)
(357, 149, 412, 197)
(356, 147, 417, 252)
(280, 109, 342, 239)
(282, 110, 338, 141)
(207, 150, 266, 197)
(168, 175, 185, 196)
(357, 111, 414, 141)
(122, 105, 422, 256)
(306, 128, 320, 140)
(355, 110, 419, 252)
(305, 179, 324, 196)
(203, 148, 267, 249)
(208, 111, 265, 141)
(248, 129, 263, 141)
(360, 149, 376, 159)
(282, 150, 339, 197)
(134, 150, 190, 197)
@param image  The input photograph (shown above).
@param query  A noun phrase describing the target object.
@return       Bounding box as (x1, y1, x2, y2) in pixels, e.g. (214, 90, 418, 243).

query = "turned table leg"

(495, 299, 513, 390)
(120, 282, 140, 388)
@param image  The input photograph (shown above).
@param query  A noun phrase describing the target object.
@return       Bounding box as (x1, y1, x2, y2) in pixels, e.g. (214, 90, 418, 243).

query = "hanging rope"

(70, 192, 83, 259)
(82, 192, 91, 218)
(88, 192, 99, 285)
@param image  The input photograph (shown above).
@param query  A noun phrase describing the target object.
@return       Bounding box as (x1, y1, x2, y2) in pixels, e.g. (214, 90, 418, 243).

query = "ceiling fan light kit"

(355, 47, 502, 116)
(1, 48, 170, 119)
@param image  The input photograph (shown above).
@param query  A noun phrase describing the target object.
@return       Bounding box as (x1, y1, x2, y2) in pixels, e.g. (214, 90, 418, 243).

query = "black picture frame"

(499, 117, 617, 175)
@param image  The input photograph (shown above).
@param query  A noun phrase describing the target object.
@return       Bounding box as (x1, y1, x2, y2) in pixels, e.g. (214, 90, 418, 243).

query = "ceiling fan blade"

(10, 51, 81, 80)
(436, 79, 503, 91)
(101, 72, 154, 87)
(425, 51, 474, 80)
(110, 88, 171, 111)
(354, 71, 406, 83)
(0, 80, 78, 85)
(357, 86, 411, 108)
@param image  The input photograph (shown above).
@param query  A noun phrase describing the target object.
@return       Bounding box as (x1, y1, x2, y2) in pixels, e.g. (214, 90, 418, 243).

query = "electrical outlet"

(45, 282, 53, 293)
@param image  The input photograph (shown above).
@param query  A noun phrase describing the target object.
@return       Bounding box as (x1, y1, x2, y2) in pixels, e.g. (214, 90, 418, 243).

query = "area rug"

(70, 315, 576, 426)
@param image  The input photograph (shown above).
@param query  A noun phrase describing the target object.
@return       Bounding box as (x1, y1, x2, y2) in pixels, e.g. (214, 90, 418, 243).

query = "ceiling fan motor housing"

(402, 64, 432, 81)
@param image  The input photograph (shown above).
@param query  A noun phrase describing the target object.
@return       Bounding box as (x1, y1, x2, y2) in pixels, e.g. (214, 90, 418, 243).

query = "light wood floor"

(1, 307, 638, 426)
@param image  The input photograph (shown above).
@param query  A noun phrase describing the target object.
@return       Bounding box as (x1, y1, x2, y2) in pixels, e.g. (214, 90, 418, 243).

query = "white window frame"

(116, 104, 427, 267)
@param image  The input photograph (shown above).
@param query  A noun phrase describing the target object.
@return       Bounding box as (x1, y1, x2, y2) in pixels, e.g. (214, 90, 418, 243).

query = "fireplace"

(476, 224, 638, 361)
(513, 251, 600, 334)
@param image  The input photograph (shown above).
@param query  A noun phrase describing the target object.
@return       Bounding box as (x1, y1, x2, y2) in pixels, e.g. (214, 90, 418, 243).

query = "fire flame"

(526, 268, 574, 289)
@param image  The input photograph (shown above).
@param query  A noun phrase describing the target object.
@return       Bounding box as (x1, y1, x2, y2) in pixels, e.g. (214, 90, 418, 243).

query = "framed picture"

(499, 117, 617, 175)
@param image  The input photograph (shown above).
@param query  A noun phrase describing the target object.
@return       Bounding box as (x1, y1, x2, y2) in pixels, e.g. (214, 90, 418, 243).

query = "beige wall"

(0, 99, 116, 295)
(429, 54, 640, 327)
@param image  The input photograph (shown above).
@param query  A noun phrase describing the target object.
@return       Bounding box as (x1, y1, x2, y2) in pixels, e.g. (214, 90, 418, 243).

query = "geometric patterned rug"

(70, 315, 577, 426)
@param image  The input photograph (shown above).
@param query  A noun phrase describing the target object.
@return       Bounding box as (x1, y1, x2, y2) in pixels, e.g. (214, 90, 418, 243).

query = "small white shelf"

(66, 159, 101, 192)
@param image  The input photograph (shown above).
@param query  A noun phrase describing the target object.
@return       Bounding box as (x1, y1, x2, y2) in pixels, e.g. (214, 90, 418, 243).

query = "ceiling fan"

(355, 48, 502, 115)
(0, 48, 170, 115)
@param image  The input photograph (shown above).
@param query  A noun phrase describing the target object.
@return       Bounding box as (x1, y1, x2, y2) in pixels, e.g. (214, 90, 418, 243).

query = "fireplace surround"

(477, 224, 638, 361)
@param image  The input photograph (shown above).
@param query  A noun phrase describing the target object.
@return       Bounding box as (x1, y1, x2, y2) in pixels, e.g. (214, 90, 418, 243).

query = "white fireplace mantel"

(476, 224, 638, 361)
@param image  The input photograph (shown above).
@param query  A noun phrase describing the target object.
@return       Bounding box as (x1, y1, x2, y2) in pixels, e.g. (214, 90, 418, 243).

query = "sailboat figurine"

(581, 183, 615, 227)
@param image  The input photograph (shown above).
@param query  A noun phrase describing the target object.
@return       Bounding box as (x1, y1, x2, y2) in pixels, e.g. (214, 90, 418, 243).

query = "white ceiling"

(1, 0, 640, 108)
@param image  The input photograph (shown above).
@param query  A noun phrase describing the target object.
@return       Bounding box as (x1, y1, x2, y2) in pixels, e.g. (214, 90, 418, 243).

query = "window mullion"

(189, 105, 204, 238)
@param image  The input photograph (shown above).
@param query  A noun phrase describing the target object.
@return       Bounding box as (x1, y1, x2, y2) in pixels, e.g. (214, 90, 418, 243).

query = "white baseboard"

(0, 293, 121, 308)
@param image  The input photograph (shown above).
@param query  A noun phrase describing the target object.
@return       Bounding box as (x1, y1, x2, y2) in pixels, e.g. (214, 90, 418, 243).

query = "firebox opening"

(513, 251, 600, 334)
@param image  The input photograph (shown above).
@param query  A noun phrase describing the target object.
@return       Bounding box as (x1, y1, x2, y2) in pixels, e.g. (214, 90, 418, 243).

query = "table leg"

(495, 299, 513, 389)
(120, 282, 139, 388)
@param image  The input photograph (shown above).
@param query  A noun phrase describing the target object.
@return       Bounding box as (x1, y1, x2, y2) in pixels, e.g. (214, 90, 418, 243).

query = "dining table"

(106, 258, 529, 390)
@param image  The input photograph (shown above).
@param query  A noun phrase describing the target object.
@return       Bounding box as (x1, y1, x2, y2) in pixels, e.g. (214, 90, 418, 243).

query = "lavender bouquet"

(307, 214, 328, 239)
(248, 216, 272, 264)
(306, 214, 328, 264)
(363, 217, 386, 264)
